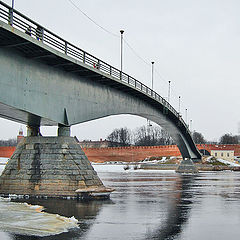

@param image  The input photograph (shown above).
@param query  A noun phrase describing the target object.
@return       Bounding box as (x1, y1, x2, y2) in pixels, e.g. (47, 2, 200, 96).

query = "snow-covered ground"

(217, 158, 240, 167)
(0, 157, 8, 163)
(92, 163, 175, 173)
(0, 157, 8, 175)
(92, 164, 129, 172)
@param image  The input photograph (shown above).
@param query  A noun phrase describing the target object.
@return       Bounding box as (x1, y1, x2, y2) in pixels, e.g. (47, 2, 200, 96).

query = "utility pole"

(12, 0, 15, 9)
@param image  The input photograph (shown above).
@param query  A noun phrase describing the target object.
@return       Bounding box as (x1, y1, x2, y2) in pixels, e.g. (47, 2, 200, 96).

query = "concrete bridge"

(0, 1, 201, 162)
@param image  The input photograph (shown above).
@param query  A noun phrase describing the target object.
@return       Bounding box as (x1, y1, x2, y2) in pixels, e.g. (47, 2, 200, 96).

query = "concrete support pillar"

(0, 136, 105, 198)
(58, 124, 70, 137)
(176, 158, 199, 174)
(27, 125, 41, 136)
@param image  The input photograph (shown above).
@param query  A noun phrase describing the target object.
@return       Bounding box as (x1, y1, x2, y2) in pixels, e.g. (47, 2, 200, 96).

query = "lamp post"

(151, 62, 154, 90)
(190, 119, 193, 132)
(178, 96, 181, 114)
(120, 30, 124, 74)
(185, 108, 188, 124)
(168, 80, 171, 102)
(9, 0, 15, 26)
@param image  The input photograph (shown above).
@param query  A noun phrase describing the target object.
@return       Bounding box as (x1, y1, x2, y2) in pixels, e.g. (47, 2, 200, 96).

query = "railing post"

(36, 26, 44, 41)
(8, 8, 13, 26)
(65, 42, 68, 55)
(97, 59, 100, 70)
(83, 52, 86, 63)
(41, 29, 44, 42)
(109, 66, 112, 75)
(127, 76, 130, 84)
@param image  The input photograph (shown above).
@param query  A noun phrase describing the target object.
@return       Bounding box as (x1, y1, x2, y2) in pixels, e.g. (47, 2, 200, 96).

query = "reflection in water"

(146, 175, 196, 240)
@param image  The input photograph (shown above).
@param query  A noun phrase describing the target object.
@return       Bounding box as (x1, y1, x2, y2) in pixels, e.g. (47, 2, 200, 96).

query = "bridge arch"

(0, 3, 201, 160)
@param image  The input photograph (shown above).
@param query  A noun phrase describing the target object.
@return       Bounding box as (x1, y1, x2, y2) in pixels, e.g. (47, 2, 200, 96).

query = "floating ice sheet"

(0, 197, 79, 237)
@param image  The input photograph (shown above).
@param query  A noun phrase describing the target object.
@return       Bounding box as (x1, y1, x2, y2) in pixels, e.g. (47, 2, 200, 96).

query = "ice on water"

(0, 158, 79, 237)
(0, 197, 79, 236)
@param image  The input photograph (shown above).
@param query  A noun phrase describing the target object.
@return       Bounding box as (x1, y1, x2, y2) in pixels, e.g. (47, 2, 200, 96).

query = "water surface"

(1, 165, 240, 239)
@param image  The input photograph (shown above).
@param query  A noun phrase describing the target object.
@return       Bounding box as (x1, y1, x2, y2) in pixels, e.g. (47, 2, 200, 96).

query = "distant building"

(211, 149, 234, 161)
(17, 127, 24, 144)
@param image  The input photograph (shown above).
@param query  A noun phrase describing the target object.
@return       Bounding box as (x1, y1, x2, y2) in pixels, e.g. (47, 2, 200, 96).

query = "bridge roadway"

(0, 1, 201, 160)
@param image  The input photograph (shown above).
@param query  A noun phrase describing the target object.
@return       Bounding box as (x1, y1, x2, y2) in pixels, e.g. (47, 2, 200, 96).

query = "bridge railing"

(0, 1, 190, 132)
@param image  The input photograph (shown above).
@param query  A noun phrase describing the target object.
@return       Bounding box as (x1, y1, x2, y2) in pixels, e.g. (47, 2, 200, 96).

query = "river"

(1, 163, 240, 239)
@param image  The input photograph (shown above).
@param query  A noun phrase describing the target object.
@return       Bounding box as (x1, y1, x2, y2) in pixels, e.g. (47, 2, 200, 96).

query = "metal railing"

(0, 1, 189, 132)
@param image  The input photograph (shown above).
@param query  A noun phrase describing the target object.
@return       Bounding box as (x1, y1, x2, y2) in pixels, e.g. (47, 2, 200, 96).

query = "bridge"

(0, 1, 201, 162)
(0, 1, 200, 197)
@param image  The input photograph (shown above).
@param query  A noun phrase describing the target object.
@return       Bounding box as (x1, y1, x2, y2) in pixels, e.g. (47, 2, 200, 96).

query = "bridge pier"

(27, 125, 41, 136)
(58, 124, 70, 137)
(0, 132, 108, 199)
(176, 158, 199, 174)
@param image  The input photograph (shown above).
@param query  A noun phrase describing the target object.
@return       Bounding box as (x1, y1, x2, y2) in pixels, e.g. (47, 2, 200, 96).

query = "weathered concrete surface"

(0, 136, 103, 198)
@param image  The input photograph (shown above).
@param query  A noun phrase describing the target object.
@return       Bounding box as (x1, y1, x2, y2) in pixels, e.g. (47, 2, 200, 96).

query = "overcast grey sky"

(0, 0, 240, 142)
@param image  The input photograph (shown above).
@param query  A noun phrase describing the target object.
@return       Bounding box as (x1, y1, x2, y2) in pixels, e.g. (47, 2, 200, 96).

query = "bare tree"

(219, 133, 238, 144)
(192, 131, 206, 144)
(134, 126, 174, 146)
(107, 127, 132, 146)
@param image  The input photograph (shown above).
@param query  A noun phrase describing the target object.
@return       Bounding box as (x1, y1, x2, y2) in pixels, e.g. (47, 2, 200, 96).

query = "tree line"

(0, 127, 239, 147)
(192, 132, 240, 145)
(107, 126, 174, 147)
(0, 139, 17, 146)
(107, 126, 240, 146)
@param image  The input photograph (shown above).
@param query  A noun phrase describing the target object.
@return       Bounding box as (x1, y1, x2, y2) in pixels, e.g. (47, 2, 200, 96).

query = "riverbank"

(139, 163, 240, 171)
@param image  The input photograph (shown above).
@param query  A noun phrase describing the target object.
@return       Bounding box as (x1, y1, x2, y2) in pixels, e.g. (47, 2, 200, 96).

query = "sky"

(0, 0, 240, 142)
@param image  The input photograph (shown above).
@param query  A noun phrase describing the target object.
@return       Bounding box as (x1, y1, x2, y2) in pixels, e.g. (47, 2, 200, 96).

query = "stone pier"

(0, 136, 104, 198)
(176, 158, 199, 174)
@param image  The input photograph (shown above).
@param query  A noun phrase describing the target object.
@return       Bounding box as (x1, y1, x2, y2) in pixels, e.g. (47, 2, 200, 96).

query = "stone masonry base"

(0, 136, 104, 198)
(176, 159, 199, 173)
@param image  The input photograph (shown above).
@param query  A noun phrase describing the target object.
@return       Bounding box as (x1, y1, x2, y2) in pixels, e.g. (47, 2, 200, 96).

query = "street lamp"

(168, 80, 171, 102)
(151, 62, 154, 90)
(185, 108, 188, 124)
(9, 0, 15, 26)
(120, 30, 124, 74)
(190, 119, 193, 132)
(178, 96, 181, 114)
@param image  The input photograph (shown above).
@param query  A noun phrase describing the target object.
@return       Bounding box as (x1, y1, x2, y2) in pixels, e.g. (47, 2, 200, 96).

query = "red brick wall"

(1, 144, 240, 163)
(83, 145, 181, 163)
(0, 146, 16, 158)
